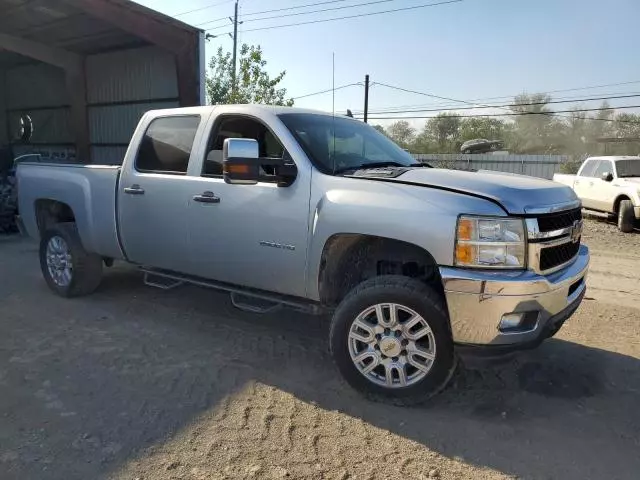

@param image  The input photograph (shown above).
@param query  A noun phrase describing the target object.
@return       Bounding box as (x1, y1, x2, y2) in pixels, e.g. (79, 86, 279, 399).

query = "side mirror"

(223, 138, 260, 185)
(601, 172, 614, 182)
(222, 138, 298, 187)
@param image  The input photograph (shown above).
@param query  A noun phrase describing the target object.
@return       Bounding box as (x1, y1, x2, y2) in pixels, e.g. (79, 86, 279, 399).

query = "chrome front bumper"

(440, 244, 589, 346)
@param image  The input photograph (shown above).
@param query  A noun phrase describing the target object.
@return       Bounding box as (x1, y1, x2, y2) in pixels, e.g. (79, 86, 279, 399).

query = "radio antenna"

(332, 52, 336, 174)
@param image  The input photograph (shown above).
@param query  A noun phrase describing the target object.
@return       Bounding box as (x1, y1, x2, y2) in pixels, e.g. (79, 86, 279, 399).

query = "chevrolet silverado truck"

(17, 105, 589, 404)
(554, 156, 640, 232)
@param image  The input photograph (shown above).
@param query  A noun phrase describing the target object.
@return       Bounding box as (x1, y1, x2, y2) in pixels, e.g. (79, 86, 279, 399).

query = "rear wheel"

(617, 199, 635, 233)
(39, 223, 103, 297)
(329, 275, 456, 405)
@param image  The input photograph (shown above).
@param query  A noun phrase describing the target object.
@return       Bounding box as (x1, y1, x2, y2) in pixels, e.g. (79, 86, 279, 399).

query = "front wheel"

(329, 276, 456, 405)
(39, 223, 103, 297)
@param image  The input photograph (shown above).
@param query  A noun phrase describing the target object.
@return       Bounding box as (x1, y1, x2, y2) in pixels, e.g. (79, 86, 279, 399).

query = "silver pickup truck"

(554, 156, 640, 232)
(17, 105, 589, 404)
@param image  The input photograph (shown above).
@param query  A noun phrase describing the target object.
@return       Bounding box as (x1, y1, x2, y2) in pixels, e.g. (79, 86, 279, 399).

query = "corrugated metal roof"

(0, 0, 202, 66)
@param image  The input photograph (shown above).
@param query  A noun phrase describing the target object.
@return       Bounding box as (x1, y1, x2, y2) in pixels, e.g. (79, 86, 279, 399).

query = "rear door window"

(136, 115, 201, 174)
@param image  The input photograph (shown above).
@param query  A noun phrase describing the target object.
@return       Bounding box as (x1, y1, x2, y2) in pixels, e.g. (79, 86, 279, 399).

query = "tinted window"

(616, 160, 640, 178)
(579, 160, 598, 177)
(136, 116, 200, 174)
(593, 160, 613, 178)
(203, 116, 285, 177)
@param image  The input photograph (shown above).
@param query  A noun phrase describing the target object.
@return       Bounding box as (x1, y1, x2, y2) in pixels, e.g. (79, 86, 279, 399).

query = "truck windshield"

(616, 160, 640, 178)
(278, 113, 419, 174)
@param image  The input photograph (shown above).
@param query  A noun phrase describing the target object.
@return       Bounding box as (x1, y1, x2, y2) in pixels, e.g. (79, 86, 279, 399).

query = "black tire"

(617, 199, 635, 233)
(39, 222, 103, 297)
(329, 275, 456, 405)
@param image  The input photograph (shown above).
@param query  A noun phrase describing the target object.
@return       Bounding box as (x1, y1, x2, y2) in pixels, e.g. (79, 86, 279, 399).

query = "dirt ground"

(0, 219, 638, 480)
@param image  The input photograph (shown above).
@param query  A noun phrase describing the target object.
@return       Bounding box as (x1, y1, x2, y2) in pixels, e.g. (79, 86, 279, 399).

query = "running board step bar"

(139, 267, 326, 315)
(144, 272, 184, 290)
(230, 292, 282, 314)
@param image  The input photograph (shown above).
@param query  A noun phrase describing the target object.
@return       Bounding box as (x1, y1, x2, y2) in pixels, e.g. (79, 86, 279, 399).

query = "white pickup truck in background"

(554, 156, 640, 232)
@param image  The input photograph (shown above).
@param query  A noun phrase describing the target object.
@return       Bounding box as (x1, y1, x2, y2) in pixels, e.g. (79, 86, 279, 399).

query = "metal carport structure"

(0, 0, 205, 164)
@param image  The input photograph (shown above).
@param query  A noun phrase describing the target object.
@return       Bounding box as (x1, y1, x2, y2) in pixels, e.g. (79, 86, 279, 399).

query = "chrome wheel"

(348, 303, 436, 388)
(45, 236, 73, 287)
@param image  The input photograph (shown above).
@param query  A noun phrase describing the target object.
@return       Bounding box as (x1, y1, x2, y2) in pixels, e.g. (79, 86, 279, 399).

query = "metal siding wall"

(12, 144, 76, 163)
(91, 145, 128, 165)
(8, 108, 72, 144)
(413, 154, 567, 179)
(5, 63, 68, 109)
(89, 101, 179, 144)
(86, 46, 178, 103)
(86, 46, 181, 164)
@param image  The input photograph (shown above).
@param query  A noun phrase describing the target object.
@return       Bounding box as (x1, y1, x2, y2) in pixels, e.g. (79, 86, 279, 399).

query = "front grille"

(539, 239, 581, 271)
(536, 208, 582, 232)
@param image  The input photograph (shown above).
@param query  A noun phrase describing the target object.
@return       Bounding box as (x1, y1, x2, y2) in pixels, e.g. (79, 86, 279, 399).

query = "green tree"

(386, 120, 415, 148)
(459, 117, 506, 142)
(206, 44, 294, 106)
(372, 124, 388, 136)
(423, 113, 461, 152)
(508, 93, 564, 153)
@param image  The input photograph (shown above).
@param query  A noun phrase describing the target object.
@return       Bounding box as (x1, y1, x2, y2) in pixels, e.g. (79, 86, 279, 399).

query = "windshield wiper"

(334, 161, 428, 175)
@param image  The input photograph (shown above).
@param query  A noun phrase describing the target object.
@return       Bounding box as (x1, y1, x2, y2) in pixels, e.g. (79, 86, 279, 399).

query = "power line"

(360, 104, 640, 120)
(369, 81, 640, 123)
(196, 0, 352, 26)
(208, 0, 464, 34)
(352, 90, 640, 113)
(173, 0, 234, 17)
(352, 80, 640, 113)
(292, 82, 362, 100)
(204, 0, 399, 30)
(363, 93, 640, 115)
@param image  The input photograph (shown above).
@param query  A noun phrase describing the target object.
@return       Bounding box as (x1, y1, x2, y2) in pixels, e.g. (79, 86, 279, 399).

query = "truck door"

(591, 159, 617, 212)
(118, 114, 206, 271)
(574, 159, 599, 209)
(185, 114, 311, 298)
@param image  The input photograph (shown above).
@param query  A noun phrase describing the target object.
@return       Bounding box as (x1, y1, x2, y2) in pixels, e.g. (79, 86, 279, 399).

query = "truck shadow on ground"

(2, 259, 639, 480)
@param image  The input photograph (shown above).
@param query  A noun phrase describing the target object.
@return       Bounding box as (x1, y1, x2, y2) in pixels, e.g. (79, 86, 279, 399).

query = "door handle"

(193, 191, 220, 204)
(124, 184, 145, 195)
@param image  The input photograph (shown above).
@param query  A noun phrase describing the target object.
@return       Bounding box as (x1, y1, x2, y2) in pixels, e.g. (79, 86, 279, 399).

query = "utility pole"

(363, 74, 370, 123)
(231, 0, 239, 96)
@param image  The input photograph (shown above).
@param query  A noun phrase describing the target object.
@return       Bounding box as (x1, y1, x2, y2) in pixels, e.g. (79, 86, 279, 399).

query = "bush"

(559, 161, 581, 174)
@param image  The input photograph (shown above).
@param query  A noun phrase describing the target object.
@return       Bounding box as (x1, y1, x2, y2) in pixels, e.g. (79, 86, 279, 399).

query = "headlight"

(455, 216, 526, 268)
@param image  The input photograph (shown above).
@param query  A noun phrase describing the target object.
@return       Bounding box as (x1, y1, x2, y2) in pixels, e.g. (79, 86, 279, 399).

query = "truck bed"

(17, 163, 124, 260)
(552, 173, 576, 188)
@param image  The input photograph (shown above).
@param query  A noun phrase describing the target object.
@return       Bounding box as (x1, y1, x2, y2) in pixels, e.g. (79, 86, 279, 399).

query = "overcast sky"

(136, 0, 640, 128)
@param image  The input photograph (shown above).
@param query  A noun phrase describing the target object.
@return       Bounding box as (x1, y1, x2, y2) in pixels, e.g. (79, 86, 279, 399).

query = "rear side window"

(136, 115, 201, 174)
(579, 160, 598, 177)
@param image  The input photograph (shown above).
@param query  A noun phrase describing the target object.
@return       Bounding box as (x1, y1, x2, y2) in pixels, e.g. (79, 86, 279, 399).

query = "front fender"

(305, 174, 506, 300)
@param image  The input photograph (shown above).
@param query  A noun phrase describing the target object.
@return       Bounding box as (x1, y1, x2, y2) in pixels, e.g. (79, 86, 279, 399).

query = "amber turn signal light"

(457, 218, 474, 241)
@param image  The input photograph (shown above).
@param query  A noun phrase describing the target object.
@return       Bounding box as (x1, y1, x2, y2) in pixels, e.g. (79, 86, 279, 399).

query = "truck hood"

(383, 168, 580, 215)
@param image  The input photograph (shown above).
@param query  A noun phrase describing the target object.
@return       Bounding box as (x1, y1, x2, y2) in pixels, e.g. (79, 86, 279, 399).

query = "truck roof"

(145, 104, 347, 118)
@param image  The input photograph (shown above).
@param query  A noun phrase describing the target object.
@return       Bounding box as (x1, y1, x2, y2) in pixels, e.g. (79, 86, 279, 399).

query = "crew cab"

(17, 105, 589, 404)
(554, 156, 640, 232)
